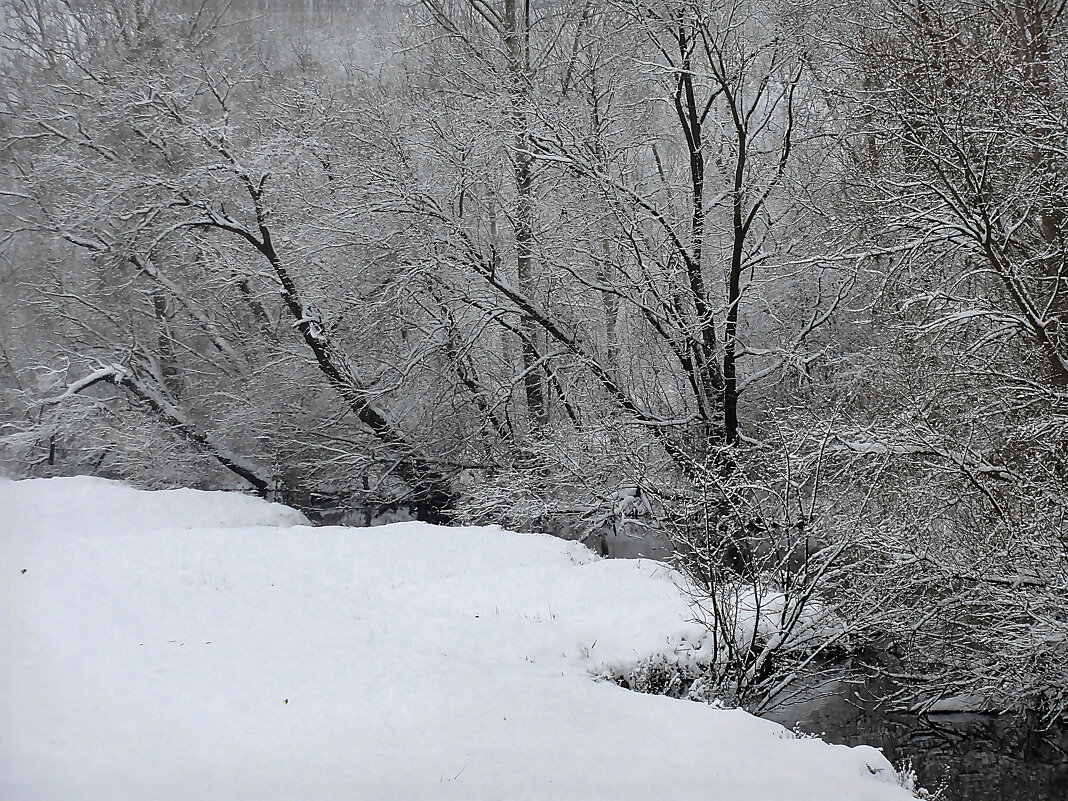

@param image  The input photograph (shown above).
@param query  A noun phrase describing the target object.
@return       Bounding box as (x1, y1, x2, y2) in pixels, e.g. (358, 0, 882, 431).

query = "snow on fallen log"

(58, 364, 129, 398)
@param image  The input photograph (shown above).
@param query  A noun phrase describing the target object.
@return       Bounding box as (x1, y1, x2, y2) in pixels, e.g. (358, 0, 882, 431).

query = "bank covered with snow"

(1, 477, 912, 800)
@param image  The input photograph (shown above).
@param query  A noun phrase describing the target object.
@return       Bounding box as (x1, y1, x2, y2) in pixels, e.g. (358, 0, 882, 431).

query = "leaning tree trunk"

(195, 171, 457, 522)
(55, 361, 273, 496)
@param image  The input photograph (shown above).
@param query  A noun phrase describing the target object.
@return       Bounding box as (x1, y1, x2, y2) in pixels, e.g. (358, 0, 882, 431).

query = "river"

(764, 678, 1068, 801)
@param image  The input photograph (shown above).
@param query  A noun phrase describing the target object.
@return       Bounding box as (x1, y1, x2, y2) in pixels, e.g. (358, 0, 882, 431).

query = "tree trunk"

(675, 18, 725, 446)
(504, 0, 547, 428)
(57, 363, 273, 496)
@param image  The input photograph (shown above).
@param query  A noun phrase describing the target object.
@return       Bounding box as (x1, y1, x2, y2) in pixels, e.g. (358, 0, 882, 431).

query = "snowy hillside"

(1, 477, 912, 800)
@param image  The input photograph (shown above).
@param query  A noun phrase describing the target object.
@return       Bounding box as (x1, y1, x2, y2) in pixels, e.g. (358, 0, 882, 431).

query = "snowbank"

(1, 475, 309, 533)
(1, 477, 911, 801)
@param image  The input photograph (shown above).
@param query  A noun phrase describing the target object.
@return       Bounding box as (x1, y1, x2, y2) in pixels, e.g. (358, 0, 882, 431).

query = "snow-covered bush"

(617, 654, 697, 698)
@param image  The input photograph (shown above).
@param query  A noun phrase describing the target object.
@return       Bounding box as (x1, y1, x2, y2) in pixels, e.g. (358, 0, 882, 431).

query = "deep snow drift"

(1, 477, 913, 800)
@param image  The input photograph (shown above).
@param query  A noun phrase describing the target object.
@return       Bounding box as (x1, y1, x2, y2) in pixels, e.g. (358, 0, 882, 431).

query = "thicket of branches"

(1, 0, 1065, 719)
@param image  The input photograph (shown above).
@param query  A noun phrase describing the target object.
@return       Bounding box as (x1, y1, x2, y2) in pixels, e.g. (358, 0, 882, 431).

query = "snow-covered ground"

(1, 477, 913, 800)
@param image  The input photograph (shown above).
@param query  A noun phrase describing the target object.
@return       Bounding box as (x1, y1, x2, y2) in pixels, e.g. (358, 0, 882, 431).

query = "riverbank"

(2, 477, 912, 800)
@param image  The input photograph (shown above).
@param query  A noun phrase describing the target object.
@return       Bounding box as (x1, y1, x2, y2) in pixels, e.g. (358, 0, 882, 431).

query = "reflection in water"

(764, 679, 1068, 801)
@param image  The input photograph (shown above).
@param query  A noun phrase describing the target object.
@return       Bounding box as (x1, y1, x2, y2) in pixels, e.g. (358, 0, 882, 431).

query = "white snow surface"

(1, 477, 911, 800)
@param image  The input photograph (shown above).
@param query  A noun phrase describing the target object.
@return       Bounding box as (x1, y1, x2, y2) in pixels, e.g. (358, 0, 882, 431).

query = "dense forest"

(1, 0, 1065, 722)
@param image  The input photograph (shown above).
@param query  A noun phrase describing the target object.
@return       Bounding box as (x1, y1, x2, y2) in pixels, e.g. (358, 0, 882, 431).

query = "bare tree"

(828, 0, 1068, 719)
(0, 0, 461, 516)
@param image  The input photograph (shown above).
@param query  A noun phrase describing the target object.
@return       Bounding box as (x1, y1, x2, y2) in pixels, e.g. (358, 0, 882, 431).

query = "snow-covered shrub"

(894, 759, 946, 800)
(646, 435, 871, 713)
(621, 655, 693, 698)
(456, 423, 669, 545)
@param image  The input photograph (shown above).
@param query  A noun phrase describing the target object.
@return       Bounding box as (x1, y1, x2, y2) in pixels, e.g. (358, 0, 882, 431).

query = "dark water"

(584, 524, 676, 560)
(764, 679, 1068, 801)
